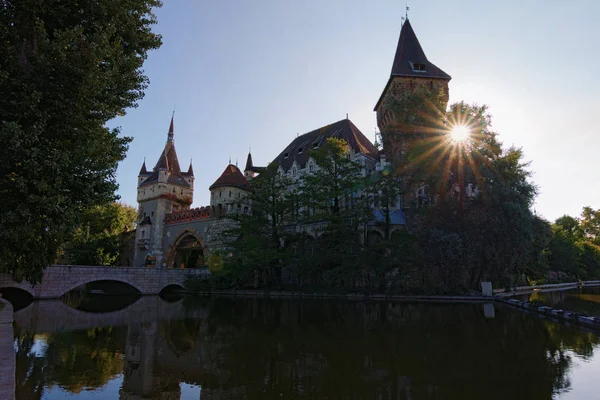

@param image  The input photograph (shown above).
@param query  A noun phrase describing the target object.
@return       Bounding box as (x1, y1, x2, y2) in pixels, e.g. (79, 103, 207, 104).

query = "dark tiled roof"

(210, 164, 250, 190)
(374, 20, 451, 110)
(244, 152, 253, 172)
(139, 160, 148, 175)
(390, 20, 450, 79)
(140, 117, 191, 188)
(272, 119, 379, 172)
(186, 162, 194, 177)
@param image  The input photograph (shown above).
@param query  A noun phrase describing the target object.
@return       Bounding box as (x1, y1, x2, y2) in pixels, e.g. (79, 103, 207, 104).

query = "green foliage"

(542, 208, 600, 282)
(0, 0, 162, 282)
(58, 202, 136, 266)
(220, 163, 296, 288)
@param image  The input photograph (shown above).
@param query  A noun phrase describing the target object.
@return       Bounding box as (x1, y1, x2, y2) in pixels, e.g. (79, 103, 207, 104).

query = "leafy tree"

(299, 138, 372, 287)
(0, 0, 162, 282)
(579, 207, 600, 244)
(58, 202, 137, 266)
(222, 163, 295, 287)
(404, 103, 539, 291)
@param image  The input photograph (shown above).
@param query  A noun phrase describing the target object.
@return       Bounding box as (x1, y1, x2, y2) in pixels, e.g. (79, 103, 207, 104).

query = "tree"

(405, 103, 540, 291)
(59, 202, 137, 266)
(579, 207, 600, 244)
(299, 138, 372, 287)
(0, 1, 162, 282)
(222, 163, 295, 288)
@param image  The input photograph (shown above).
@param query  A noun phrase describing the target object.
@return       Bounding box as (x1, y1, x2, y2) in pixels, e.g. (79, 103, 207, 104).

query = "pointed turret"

(139, 115, 188, 187)
(244, 152, 253, 172)
(389, 20, 450, 80)
(374, 19, 451, 112)
(139, 160, 148, 175)
(186, 161, 194, 176)
(167, 115, 174, 143)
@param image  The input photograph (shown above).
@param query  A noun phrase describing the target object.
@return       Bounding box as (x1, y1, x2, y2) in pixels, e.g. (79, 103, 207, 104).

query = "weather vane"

(406, 4, 410, 20)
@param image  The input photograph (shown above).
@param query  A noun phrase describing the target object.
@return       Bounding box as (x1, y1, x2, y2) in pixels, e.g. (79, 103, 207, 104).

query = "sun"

(450, 125, 471, 143)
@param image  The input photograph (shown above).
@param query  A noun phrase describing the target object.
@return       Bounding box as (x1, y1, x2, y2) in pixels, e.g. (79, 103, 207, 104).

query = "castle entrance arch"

(166, 230, 206, 269)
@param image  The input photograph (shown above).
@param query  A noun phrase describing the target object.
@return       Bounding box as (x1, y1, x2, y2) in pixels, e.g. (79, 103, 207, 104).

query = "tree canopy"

(0, 0, 162, 281)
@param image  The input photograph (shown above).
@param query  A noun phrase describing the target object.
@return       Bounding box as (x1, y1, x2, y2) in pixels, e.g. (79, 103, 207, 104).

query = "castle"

(133, 19, 450, 269)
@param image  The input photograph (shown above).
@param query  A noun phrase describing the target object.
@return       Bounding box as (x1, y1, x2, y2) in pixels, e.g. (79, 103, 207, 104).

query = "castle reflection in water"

(9, 294, 600, 400)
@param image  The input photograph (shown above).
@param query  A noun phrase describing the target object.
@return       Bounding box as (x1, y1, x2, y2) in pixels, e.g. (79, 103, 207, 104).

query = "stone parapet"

(0, 265, 210, 299)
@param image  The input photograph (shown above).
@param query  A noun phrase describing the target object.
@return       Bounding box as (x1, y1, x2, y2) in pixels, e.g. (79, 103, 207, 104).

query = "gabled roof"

(272, 119, 379, 172)
(374, 20, 451, 110)
(140, 116, 190, 187)
(210, 164, 250, 191)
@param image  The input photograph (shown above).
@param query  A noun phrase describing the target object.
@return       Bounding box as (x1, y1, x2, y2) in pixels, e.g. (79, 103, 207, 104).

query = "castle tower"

(374, 19, 451, 168)
(134, 116, 194, 268)
(210, 163, 251, 217)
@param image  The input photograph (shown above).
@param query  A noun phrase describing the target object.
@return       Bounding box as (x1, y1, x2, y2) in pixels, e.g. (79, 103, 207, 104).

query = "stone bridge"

(0, 265, 209, 299)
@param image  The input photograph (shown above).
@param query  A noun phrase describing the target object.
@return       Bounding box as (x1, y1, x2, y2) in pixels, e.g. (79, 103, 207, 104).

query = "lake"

(523, 286, 600, 317)
(9, 293, 600, 399)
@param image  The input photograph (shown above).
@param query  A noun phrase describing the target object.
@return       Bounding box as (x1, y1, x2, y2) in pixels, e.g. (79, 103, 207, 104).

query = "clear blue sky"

(109, 0, 599, 222)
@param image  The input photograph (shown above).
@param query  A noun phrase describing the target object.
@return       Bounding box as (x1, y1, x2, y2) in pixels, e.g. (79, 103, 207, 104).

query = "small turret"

(210, 163, 251, 217)
(183, 160, 194, 188)
(244, 151, 255, 179)
(137, 159, 151, 186)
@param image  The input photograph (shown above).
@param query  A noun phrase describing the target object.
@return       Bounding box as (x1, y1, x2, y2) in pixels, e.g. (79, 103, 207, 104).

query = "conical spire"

(244, 151, 253, 172)
(139, 159, 148, 175)
(186, 160, 194, 176)
(167, 114, 174, 143)
(389, 20, 450, 79)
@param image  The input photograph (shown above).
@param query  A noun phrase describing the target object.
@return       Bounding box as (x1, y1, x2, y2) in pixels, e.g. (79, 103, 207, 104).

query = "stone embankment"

(496, 280, 600, 330)
(0, 296, 15, 400)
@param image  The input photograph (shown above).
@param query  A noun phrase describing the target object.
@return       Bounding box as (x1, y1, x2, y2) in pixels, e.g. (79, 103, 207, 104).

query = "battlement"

(165, 206, 212, 225)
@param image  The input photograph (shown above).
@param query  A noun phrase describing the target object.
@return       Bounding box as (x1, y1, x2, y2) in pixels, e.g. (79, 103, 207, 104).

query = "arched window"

(292, 167, 296, 177)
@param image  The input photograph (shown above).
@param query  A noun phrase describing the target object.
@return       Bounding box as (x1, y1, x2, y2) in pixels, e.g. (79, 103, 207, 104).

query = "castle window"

(219, 191, 222, 198)
(298, 147, 303, 154)
(284, 152, 289, 159)
(229, 191, 232, 197)
(309, 163, 314, 172)
(411, 62, 427, 72)
(292, 167, 296, 177)
(151, 211, 154, 217)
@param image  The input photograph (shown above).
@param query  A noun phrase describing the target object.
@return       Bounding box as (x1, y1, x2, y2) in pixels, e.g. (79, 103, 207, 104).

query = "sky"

(109, 0, 600, 222)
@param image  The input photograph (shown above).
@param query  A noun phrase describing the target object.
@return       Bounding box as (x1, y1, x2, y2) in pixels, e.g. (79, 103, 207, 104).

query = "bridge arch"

(60, 277, 145, 298)
(165, 229, 208, 269)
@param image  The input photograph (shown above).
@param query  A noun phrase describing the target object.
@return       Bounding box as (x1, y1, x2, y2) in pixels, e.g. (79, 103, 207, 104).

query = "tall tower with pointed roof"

(375, 19, 451, 163)
(134, 116, 194, 267)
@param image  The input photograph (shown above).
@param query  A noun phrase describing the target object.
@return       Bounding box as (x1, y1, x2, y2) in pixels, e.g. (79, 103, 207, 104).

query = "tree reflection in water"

(13, 297, 600, 399)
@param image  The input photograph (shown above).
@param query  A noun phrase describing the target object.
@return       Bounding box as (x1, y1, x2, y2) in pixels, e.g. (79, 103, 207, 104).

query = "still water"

(524, 286, 600, 316)
(10, 294, 600, 399)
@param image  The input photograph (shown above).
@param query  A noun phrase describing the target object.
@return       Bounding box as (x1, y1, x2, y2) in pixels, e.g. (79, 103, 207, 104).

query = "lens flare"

(450, 125, 471, 143)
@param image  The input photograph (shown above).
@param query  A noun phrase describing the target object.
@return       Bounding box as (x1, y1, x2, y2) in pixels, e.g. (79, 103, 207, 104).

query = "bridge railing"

(493, 280, 600, 295)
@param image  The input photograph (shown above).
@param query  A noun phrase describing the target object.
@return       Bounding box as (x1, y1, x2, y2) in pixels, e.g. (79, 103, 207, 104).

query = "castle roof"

(374, 20, 451, 110)
(139, 160, 149, 175)
(244, 152, 253, 172)
(210, 164, 250, 191)
(140, 116, 191, 187)
(272, 119, 379, 172)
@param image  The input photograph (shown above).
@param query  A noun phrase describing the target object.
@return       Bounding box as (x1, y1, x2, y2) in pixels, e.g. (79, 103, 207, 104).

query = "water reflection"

(525, 286, 600, 316)
(10, 296, 600, 399)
